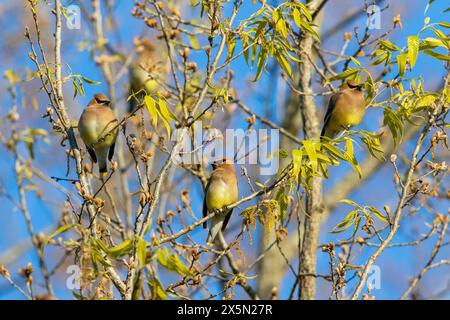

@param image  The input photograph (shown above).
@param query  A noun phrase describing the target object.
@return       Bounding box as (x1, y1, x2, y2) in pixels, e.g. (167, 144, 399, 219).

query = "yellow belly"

(206, 182, 235, 212)
(79, 119, 118, 148)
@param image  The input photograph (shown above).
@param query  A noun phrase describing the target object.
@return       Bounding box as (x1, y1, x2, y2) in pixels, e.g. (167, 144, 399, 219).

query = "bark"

(297, 23, 323, 300)
(257, 0, 325, 299)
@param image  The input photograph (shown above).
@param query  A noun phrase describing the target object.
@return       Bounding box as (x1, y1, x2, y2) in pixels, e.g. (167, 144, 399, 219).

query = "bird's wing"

(221, 208, 233, 232)
(86, 145, 97, 163)
(108, 142, 116, 161)
(321, 92, 340, 137)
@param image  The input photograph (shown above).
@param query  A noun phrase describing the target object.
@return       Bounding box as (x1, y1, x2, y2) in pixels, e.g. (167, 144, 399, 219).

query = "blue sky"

(0, 0, 448, 299)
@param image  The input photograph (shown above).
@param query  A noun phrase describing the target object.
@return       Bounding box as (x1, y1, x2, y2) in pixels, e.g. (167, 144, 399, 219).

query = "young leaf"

(44, 224, 80, 248)
(137, 237, 148, 268)
(158, 99, 178, 121)
(423, 49, 450, 61)
(407, 36, 419, 68)
(379, 40, 401, 51)
(108, 239, 133, 258)
(145, 95, 158, 127)
(292, 149, 303, 180)
(292, 8, 302, 27)
(397, 53, 407, 77)
(344, 138, 362, 178)
(303, 140, 317, 173)
(331, 210, 357, 233)
(366, 206, 388, 223)
(329, 68, 359, 81)
(297, 19, 320, 41)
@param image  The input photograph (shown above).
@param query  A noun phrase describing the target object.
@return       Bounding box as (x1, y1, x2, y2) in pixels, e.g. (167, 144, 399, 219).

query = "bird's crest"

(88, 93, 111, 107)
(211, 157, 234, 170)
(346, 80, 362, 91)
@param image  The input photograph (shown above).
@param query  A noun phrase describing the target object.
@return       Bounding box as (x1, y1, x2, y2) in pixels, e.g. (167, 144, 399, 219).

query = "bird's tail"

(97, 147, 109, 177)
(206, 215, 224, 244)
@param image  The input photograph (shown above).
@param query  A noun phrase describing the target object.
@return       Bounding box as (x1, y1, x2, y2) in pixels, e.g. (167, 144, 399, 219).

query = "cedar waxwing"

(203, 158, 238, 243)
(78, 93, 118, 176)
(321, 80, 366, 139)
(128, 38, 168, 113)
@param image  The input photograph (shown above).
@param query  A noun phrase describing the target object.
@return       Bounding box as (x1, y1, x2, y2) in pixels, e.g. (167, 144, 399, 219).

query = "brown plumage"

(203, 158, 238, 243)
(321, 80, 366, 139)
(78, 94, 118, 175)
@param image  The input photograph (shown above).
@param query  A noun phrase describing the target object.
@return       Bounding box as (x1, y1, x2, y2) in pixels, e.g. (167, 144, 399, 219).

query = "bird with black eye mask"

(78, 93, 119, 176)
(203, 158, 238, 243)
(321, 80, 366, 139)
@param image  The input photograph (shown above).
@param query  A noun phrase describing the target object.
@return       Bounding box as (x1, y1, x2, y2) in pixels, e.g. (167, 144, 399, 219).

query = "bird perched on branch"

(203, 158, 238, 243)
(78, 93, 118, 176)
(128, 37, 168, 113)
(321, 80, 366, 139)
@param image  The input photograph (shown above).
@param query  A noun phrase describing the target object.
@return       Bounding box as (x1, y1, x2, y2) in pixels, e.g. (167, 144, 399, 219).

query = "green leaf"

(292, 8, 302, 27)
(107, 239, 133, 258)
(148, 277, 168, 300)
(379, 40, 401, 52)
(137, 237, 148, 268)
(155, 107, 171, 138)
(297, 3, 312, 22)
(419, 37, 447, 50)
(292, 149, 303, 180)
(366, 206, 388, 223)
(72, 291, 86, 300)
(275, 187, 288, 225)
(349, 56, 361, 66)
(188, 35, 200, 50)
(360, 132, 385, 161)
(339, 199, 361, 208)
(344, 138, 362, 178)
(158, 99, 178, 121)
(331, 210, 357, 233)
(321, 142, 346, 161)
(227, 34, 237, 59)
(81, 76, 101, 85)
(329, 68, 359, 81)
(273, 9, 288, 39)
(4, 69, 18, 84)
(253, 48, 268, 81)
(156, 247, 191, 276)
(44, 224, 80, 248)
(383, 107, 404, 145)
(424, 49, 450, 61)
(91, 250, 112, 268)
(242, 36, 250, 65)
(91, 238, 109, 253)
(297, 18, 320, 41)
(371, 51, 389, 66)
(303, 140, 317, 173)
(72, 79, 79, 99)
(145, 95, 158, 127)
(407, 36, 419, 68)
(397, 53, 407, 77)
(275, 50, 292, 78)
(417, 94, 437, 108)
